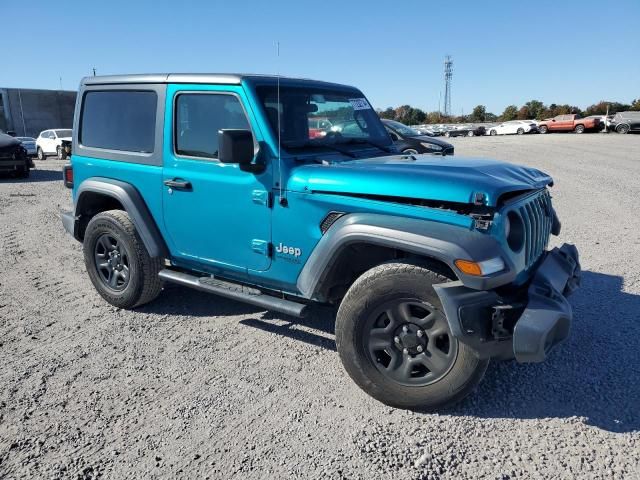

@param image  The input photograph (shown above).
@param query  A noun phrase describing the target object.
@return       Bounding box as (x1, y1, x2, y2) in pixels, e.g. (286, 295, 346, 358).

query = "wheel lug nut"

(394, 336, 400, 344)
(416, 330, 424, 337)
(402, 348, 408, 354)
(402, 325, 408, 333)
(417, 345, 424, 353)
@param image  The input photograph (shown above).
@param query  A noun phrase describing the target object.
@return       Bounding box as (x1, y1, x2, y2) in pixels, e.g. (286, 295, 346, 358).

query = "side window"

(175, 93, 250, 159)
(80, 90, 157, 152)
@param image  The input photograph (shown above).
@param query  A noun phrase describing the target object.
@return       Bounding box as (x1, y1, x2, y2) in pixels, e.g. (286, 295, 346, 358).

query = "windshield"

(55, 129, 72, 138)
(256, 85, 390, 152)
(385, 120, 421, 137)
(17, 137, 35, 142)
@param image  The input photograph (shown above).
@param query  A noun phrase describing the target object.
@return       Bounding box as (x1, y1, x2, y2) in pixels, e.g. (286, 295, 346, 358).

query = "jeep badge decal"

(275, 242, 301, 258)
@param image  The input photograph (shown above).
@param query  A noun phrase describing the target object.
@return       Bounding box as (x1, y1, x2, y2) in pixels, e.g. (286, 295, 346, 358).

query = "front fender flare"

(75, 178, 168, 258)
(296, 213, 516, 299)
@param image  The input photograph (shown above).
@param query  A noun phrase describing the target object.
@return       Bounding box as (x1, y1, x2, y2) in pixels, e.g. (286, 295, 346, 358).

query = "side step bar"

(158, 269, 308, 318)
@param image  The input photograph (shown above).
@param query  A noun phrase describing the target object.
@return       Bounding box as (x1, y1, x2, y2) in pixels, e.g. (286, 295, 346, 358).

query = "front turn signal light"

(455, 257, 505, 276)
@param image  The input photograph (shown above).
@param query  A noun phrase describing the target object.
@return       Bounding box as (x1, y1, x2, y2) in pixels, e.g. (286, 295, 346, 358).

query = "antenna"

(276, 41, 285, 206)
(92, 67, 96, 76)
(59, 77, 63, 90)
(443, 55, 453, 117)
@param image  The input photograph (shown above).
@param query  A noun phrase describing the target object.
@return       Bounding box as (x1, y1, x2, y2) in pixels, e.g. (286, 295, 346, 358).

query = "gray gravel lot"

(1, 133, 639, 479)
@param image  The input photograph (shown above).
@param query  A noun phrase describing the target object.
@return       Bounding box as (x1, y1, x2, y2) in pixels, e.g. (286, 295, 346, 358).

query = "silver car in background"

(16, 137, 37, 157)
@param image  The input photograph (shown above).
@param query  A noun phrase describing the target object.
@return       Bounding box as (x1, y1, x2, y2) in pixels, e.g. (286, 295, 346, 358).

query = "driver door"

(162, 85, 272, 274)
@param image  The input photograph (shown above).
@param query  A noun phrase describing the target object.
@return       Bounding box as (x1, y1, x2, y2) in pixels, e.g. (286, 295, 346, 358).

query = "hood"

(411, 135, 452, 148)
(288, 155, 552, 206)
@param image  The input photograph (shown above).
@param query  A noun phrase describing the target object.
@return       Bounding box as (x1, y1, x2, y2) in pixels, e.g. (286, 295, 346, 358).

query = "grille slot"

(517, 190, 553, 269)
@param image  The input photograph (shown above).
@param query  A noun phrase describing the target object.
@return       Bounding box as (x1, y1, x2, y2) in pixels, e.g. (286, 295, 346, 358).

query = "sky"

(2, 0, 639, 115)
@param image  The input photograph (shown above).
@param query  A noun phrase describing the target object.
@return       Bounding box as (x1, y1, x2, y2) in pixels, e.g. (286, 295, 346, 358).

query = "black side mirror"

(218, 129, 254, 166)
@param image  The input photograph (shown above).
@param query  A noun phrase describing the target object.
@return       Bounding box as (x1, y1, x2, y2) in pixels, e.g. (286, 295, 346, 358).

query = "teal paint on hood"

(287, 155, 552, 206)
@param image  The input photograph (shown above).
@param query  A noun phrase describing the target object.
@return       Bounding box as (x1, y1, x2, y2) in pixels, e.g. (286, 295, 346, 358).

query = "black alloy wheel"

(364, 298, 458, 386)
(93, 233, 131, 291)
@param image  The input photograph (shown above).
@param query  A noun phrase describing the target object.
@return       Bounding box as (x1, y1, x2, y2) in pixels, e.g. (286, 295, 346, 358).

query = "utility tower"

(443, 55, 453, 117)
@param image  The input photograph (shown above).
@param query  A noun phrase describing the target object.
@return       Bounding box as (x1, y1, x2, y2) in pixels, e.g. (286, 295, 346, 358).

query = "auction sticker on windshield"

(349, 98, 371, 110)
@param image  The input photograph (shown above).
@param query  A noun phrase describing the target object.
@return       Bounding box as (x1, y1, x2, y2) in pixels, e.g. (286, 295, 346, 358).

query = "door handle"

(164, 179, 192, 190)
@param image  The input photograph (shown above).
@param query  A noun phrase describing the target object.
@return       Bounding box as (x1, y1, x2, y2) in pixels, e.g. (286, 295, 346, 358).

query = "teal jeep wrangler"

(61, 74, 580, 409)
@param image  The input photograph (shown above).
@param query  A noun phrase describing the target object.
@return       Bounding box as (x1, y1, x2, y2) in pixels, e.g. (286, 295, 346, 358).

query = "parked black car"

(444, 125, 486, 138)
(609, 111, 640, 134)
(0, 132, 30, 178)
(382, 120, 454, 155)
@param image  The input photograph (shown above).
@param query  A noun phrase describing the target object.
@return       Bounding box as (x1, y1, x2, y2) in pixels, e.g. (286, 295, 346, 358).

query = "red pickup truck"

(538, 114, 601, 134)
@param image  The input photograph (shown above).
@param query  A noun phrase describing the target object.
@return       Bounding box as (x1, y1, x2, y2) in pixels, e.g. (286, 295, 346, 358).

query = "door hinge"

(251, 239, 270, 256)
(252, 190, 272, 208)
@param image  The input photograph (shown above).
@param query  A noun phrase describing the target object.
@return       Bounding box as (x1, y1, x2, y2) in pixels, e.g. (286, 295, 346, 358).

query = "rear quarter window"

(80, 90, 157, 153)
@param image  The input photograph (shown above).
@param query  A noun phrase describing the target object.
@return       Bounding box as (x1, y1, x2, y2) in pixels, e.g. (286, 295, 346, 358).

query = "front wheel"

(467, 130, 474, 137)
(517, 128, 524, 135)
(444, 131, 451, 138)
(37, 147, 45, 160)
(616, 124, 630, 134)
(335, 261, 488, 410)
(83, 210, 163, 309)
(490, 129, 497, 136)
(539, 125, 548, 134)
(402, 148, 419, 155)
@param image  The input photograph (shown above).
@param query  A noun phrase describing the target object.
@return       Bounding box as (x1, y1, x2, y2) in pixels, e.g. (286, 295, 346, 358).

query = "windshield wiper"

(283, 141, 357, 158)
(341, 138, 394, 154)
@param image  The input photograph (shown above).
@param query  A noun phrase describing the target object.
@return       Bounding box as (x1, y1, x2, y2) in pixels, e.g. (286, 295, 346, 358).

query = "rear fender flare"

(74, 178, 168, 258)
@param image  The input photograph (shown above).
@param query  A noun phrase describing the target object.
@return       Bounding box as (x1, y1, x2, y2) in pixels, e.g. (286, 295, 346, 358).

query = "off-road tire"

(335, 261, 488, 410)
(574, 124, 585, 134)
(37, 147, 45, 160)
(539, 125, 548, 134)
(83, 210, 163, 309)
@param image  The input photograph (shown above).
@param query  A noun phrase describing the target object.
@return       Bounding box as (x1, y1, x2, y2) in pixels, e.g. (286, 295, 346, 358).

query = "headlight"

(421, 142, 442, 151)
(504, 215, 511, 238)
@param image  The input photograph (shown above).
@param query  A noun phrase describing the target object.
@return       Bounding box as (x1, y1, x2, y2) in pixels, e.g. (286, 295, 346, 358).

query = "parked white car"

(487, 121, 538, 136)
(36, 129, 72, 160)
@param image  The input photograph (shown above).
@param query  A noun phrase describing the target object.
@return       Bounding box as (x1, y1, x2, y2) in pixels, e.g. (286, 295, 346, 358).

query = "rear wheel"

(517, 128, 524, 135)
(336, 261, 488, 410)
(444, 131, 451, 138)
(574, 124, 585, 134)
(539, 125, 548, 134)
(83, 210, 163, 309)
(616, 124, 630, 134)
(37, 147, 45, 160)
(467, 130, 474, 137)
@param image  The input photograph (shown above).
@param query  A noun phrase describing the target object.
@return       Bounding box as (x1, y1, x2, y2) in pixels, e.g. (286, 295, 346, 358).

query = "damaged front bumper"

(434, 244, 581, 363)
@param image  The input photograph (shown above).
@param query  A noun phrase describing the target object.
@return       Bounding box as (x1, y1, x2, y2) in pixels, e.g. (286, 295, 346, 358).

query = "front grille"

(518, 190, 553, 269)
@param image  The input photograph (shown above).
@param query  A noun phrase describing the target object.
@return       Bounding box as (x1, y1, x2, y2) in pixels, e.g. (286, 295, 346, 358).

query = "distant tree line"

(377, 98, 640, 124)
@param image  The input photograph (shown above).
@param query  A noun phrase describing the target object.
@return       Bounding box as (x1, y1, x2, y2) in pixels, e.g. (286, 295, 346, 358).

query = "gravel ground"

(1, 133, 639, 479)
